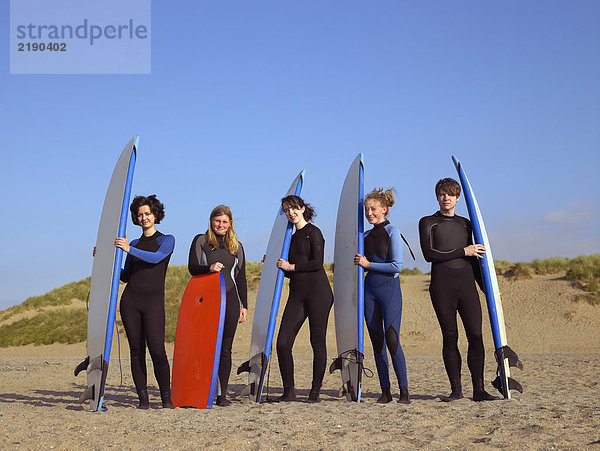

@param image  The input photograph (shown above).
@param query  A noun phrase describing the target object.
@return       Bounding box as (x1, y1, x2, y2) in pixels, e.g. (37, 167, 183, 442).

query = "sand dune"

(1, 274, 599, 448)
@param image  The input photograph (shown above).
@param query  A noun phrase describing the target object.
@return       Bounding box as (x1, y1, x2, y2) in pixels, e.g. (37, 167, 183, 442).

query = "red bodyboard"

(171, 272, 226, 409)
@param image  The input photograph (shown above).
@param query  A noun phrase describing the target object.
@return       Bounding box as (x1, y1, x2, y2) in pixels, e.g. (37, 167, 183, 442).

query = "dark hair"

(435, 178, 461, 197)
(281, 195, 316, 222)
(130, 195, 165, 225)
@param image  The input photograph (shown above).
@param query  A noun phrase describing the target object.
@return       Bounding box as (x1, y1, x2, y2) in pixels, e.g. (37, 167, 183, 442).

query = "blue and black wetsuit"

(276, 223, 333, 394)
(364, 220, 408, 391)
(418, 212, 485, 393)
(188, 233, 247, 397)
(120, 231, 175, 401)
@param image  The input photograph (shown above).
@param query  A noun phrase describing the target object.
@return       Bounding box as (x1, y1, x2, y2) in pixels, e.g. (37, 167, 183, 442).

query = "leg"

(457, 284, 496, 401)
(275, 292, 307, 401)
(217, 288, 240, 405)
(143, 301, 173, 408)
(364, 281, 391, 403)
(305, 283, 333, 401)
(429, 283, 463, 400)
(120, 297, 149, 408)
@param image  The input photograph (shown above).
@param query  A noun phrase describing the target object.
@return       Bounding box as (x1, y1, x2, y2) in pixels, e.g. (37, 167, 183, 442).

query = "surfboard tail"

(75, 354, 108, 409)
(493, 346, 524, 399)
(329, 349, 364, 402)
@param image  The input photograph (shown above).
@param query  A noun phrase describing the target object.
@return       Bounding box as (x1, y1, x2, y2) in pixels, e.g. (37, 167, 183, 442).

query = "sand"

(1, 274, 599, 449)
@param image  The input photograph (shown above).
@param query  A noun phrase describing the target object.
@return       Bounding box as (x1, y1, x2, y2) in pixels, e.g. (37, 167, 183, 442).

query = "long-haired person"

(188, 205, 248, 407)
(354, 188, 410, 404)
(275, 195, 333, 402)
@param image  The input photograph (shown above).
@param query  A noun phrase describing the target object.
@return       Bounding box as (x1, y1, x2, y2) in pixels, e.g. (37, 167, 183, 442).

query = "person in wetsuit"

(117, 195, 175, 409)
(354, 188, 410, 404)
(188, 205, 248, 407)
(275, 195, 333, 403)
(418, 178, 496, 402)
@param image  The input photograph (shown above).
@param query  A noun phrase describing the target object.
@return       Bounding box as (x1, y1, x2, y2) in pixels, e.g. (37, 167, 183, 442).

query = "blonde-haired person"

(354, 188, 410, 404)
(188, 205, 248, 407)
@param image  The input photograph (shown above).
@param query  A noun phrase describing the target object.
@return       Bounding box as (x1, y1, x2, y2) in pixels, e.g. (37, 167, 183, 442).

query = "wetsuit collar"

(373, 219, 390, 229)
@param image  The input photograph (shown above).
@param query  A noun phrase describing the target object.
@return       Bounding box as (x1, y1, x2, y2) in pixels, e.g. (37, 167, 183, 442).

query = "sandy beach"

(1, 274, 599, 449)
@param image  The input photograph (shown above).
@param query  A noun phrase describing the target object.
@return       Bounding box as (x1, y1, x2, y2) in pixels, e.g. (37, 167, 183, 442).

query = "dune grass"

(0, 308, 87, 347)
(1, 255, 598, 346)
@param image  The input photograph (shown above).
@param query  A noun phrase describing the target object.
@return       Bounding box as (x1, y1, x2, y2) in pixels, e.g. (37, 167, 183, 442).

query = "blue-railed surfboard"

(452, 156, 522, 399)
(329, 154, 365, 402)
(238, 170, 304, 402)
(75, 137, 137, 411)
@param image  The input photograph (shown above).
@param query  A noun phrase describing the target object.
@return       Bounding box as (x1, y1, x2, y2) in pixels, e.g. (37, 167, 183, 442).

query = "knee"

(385, 326, 399, 356)
(442, 330, 459, 346)
(369, 331, 385, 355)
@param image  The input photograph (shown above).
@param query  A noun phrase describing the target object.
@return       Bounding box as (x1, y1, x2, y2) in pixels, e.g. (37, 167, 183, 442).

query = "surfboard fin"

(237, 360, 251, 375)
(74, 356, 90, 377)
(495, 346, 523, 370)
(78, 385, 95, 404)
(492, 376, 523, 395)
(329, 356, 343, 374)
(87, 355, 105, 373)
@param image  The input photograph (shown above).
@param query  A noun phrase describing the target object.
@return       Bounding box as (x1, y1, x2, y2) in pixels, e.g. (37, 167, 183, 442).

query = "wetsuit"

(418, 212, 485, 392)
(276, 223, 333, 392)
(363, 220, 408, 391)
(120, 231, 175, 401)
(188, 233, 247, 396)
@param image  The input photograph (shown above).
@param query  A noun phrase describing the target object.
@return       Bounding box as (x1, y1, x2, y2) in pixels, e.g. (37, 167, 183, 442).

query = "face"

(211, 214, 231, 236)
(437, 190, 459, 213)
(137, 205, 156, 229)
(364, 199, 387, 224)
(282, 203, 305, 225)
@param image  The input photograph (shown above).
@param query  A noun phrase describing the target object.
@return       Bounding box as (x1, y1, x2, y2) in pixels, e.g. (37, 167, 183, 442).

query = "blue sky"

(1, 1, 599, 310)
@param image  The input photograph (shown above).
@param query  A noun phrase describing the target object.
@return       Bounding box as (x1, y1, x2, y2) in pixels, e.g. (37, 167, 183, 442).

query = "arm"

(368, 225, 403, 274)
(188, 234, 210, 276)
(467, 229, 485, 291)
(418, 216, 466, 263)
(235, 244, 248, 309)
(120, 252, 133, 282)
(127, 235, 175, 264)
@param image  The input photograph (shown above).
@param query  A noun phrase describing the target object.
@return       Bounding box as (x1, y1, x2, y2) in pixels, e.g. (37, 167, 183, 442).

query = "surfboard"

(171, 272, 226, 409)
(329, 153, 365, 402)
(237, 170, 304, 402)
(74, 136, 138, 411)
(452, 156, 523, 399)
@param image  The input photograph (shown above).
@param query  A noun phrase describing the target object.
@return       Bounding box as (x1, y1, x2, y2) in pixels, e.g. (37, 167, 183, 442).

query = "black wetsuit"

(418, 212, 485, 390)
(188, 233, 247, 396)
(276, 223, 333, 392)
(120, 231, 175, 399)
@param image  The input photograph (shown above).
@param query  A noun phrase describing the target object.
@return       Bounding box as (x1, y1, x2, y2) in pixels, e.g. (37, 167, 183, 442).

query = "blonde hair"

(364, 188, 396, 215)
(207, 205, 239, 255)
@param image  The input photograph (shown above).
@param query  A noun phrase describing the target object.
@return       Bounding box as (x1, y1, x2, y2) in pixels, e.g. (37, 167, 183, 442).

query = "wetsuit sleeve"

(466, 224, 485, 291)
(188, 234, 210, 276)
(368, 225, 403, 274)
(293, 226, 325, 272)
(418, 216, 466, 263)
(235, 244, 248, 309)
(127, 234, 175, 264)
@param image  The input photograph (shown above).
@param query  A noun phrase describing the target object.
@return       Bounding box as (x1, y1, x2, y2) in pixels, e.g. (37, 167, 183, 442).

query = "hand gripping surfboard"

(237, 170, 304, 402)
(329, 154, 365, 402)
(452, 156, 523, 399)
(74, 136, 137, 411)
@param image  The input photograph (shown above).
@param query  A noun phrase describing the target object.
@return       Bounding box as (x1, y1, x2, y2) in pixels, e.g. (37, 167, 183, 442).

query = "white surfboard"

(75, 136, 137, 411)
(238, 170, 304, 402)
(330, 154, 365, 402)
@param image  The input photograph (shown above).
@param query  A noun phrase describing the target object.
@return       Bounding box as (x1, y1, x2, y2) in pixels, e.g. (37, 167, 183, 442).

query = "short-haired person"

(418, 178, 496, 401)
(188, 205, 248, 407)
(117, 195, 176, 409)
(275, 195, 333, 402)
(354, 188, 410, 404)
